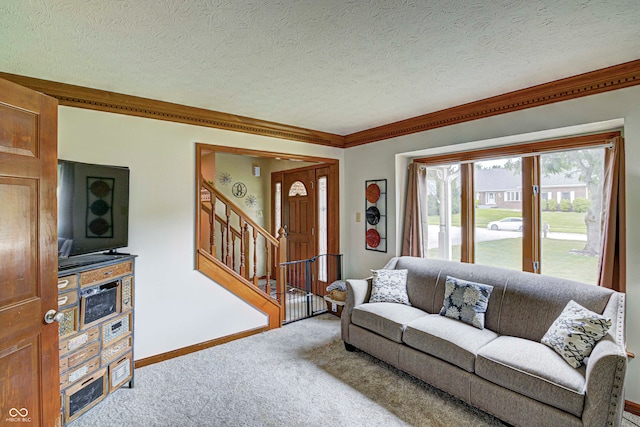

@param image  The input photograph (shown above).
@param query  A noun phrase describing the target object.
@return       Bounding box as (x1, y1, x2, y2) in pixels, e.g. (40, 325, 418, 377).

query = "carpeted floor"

(69, 314, 640, 427)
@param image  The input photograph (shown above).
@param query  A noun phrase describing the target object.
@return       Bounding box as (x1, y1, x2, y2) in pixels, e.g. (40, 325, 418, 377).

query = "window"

(288, 181, 307, 196)
(318, 176, 328, 281)
(426, 165, 461, 261)
(413, 132, 621, 286)
(505, 191, 521, 202)
(274, 182, 282, 235)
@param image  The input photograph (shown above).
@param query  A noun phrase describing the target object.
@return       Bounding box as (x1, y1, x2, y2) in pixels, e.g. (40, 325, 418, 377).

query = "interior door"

(0, 78, 60, 426)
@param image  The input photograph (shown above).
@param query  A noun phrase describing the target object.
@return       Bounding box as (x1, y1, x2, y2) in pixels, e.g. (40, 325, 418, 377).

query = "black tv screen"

(57, 159, 130, 258)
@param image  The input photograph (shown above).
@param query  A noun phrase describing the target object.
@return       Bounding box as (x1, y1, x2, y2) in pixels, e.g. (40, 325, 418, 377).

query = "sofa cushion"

(476, 336, 586, 417)
(351, 303, 428, 343)
(439, 276, 493, 329)
(403, 314, 498, 372)
(369, 269, 411, 305)
(541, 300, 612, 368)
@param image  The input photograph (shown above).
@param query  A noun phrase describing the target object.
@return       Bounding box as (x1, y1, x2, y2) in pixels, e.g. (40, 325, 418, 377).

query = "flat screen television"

(57, 159, 130, 259)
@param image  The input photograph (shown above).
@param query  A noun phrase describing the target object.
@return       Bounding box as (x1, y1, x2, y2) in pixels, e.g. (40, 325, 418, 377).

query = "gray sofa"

(342, 256, 627, 427)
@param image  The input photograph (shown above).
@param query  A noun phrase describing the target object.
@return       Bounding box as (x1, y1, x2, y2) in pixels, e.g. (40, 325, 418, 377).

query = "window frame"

(414, 131, 620, 274)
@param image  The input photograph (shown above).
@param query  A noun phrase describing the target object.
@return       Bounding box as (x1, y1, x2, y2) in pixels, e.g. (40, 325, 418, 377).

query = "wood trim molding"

(0, 71, 345, 148)
(344, 59, 640, 148)
(2, 59, 639, 149)
(625, 400, 640, 417)
(134, 325, 267, 368)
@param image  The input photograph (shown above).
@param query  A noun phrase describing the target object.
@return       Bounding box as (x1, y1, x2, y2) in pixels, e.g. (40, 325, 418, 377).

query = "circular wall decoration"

(219, 172, 232, 186)
(90, 179, 111, 198)
(366, 229, 381, 248)
(366, 183, 381, 203)
(232, 182, 247, 198)
(245, 194, 257, 207)
(366, 206, 380, 225)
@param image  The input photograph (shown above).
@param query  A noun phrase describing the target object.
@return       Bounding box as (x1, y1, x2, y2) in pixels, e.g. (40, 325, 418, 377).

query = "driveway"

(427, 225, 586, 249)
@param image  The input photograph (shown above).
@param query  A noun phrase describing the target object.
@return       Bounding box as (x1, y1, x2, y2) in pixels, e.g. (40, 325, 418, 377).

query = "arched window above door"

(288, 181, 308, 197)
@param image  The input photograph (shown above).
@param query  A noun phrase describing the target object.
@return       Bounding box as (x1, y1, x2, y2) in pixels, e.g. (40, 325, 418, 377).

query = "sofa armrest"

(582, 292, 627, 427)
(341, 278, 372, 344)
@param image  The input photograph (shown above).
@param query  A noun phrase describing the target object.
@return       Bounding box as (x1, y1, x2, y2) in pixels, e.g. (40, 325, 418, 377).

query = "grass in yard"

(428, 208, 587, 234)
(428, 237, 598, 285)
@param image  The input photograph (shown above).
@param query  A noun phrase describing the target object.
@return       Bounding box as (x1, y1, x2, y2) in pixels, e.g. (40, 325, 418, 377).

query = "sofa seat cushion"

(351, 303, 428, 343)
(403, 315, 498, 372)
(476, 336, 586, 417)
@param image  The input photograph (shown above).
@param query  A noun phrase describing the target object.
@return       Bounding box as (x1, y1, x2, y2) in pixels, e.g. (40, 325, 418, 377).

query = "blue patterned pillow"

(369, 269, 411, 306)
(439, 276, 493, 329)
(541, 300, 611, 368)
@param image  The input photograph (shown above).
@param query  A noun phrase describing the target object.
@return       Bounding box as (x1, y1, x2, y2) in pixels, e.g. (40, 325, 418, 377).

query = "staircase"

(197, 178, 286, 329)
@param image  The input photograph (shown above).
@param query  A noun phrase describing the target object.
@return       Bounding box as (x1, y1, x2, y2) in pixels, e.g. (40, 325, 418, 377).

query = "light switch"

(355, 212, 361, 222)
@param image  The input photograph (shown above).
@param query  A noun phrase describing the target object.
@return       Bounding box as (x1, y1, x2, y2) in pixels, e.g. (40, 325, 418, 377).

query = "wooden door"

(0, 78, 59, 426)
(283, 169, 315, 291)
(284, 169, 316, 263)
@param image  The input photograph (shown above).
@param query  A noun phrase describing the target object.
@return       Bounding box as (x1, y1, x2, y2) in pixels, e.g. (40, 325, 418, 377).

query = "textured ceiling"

(1, 1, 639, 135)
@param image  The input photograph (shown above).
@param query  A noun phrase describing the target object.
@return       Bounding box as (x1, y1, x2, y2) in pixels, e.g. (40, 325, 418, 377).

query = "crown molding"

(343, 59, 640, 148)
(2, 58, 640, 150)
(0, 72, 345, 148)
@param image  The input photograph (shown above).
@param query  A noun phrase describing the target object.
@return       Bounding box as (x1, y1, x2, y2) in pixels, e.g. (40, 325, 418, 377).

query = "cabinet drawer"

(58, 275, 78, 292)
(101, 336, 131, 365)
(60, 356, 100, 390)
(108, 352, 133, 392)
(57, 291, 78, 308)
(80, 261, 133, 288)
(64, 341, 101, 371)
(121, 275, 134, 311)
(64, 368, 107, 423)
(59, 326, 100, 356)
(59, 306, 78, 338)
(102, 312, 132, 346)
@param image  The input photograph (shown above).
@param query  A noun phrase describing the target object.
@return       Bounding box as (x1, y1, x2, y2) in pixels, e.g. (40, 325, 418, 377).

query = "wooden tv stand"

(56, 254, 136, 424)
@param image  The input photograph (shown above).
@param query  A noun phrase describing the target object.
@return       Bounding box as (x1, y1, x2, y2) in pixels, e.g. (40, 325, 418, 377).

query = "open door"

(0, 78, 60, 425)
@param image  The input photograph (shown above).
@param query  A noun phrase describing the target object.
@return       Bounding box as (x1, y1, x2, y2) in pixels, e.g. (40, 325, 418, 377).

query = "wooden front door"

(284, 169, 316, 264)
(0, 78, 60, 426)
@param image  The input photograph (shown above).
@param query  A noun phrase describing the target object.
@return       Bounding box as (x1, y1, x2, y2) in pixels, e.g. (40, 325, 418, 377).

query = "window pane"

(540, 148, 604, 285)
(275, 182, 282, 235)
(426, 164, 461, 261)
(474, 158, 523, 269)
(318, 176, 328, 281)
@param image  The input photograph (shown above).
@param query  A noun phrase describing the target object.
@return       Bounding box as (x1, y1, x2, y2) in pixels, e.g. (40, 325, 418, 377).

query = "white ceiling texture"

(1, 1, 639, 136)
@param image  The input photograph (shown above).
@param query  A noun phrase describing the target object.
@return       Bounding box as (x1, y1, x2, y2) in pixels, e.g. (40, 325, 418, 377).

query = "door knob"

(44, 309, 65, 324)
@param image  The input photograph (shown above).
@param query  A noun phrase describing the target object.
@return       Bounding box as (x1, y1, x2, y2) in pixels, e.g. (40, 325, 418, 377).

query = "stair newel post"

(225, 204, 232, 267)
(239, 219, 247, 279)
(277, 227, 287, 322)
(252, 228, 259, 287)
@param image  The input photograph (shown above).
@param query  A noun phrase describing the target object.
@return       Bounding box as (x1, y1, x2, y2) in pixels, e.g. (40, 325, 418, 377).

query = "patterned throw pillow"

(439, 276, 493, 329)
(368, 269, 411, 305)
(541, 300, 612, 368)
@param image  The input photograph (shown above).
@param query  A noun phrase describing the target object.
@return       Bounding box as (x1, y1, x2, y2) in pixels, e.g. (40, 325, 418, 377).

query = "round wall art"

(366, 206, 380, 225)
(366, 229, 381, 248)
(366, 183, 381, 203)
(232, 182, 247, 198)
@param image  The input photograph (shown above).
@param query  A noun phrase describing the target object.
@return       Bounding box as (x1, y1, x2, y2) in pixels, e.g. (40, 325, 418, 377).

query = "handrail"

(201, 179, 278, 246)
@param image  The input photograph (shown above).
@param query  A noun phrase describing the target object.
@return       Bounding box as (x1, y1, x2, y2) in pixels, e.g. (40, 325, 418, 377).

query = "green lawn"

(428, 237, 597, 285)
(427, 208, 587, 234)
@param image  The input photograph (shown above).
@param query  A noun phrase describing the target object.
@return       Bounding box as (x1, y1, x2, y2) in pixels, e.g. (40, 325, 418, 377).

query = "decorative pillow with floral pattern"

(541, 300, 611, 368)
(439, 276, 493, 329)
(368, 269, 411, 306)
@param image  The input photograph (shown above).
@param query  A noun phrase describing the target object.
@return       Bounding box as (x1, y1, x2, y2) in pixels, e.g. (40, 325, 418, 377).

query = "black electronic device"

(57, 159, 130, 260)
